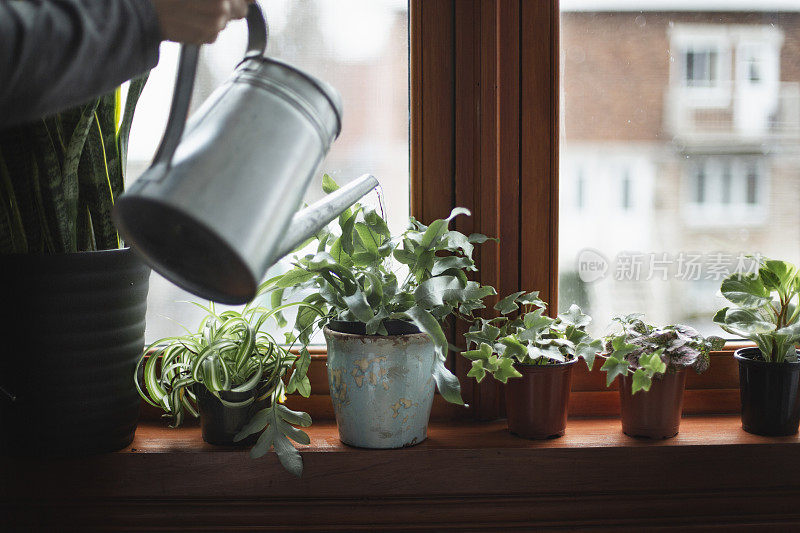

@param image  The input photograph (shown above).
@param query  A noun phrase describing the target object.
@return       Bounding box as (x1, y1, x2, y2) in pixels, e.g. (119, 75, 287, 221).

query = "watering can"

(113, 3, 378, 305)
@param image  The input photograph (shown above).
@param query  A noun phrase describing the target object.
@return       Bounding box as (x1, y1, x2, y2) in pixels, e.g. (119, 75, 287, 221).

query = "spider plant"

(135, 300, 319, 477)
(0, 75, 148, 253)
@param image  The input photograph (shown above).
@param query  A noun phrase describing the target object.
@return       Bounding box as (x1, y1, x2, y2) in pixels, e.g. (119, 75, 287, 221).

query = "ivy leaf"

(495, 291, 526, 315)
(576, 339, 603, 370)
(498, 335, 527, 358)
(600, 355, 630, 386)
(631, 368, 652, 394)
(462, 342, 494, 361)
(720, 273, 771, 308)
(467, 360, 487, 382)
(493, 357, 523, 384)
(638, 349, 667, 375)
(558, 304, 592, 328)
(464, 321, 502, 346)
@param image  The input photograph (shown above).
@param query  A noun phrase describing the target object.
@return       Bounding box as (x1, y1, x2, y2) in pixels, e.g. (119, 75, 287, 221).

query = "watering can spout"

(273, 174, 379, 261)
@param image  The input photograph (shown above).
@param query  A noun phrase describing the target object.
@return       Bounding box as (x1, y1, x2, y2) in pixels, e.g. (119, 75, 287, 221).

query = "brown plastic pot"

(619, 368, 687, 439)
(504, 359, 575, 439)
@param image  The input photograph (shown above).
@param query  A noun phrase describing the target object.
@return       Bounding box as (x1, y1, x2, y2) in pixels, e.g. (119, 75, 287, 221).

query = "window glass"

(127, 0, 410, 343)
(559, 1, 800, 337)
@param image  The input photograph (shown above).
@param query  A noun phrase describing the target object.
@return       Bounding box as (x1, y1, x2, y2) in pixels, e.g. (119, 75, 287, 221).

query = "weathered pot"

(0, 248, 149, 455)
(193, 384, 268, 445)
(619, 368, 687, 439)
(735, 347, 800, 436)
(505, 359, 575, 439)
(324, 323, 435, 448)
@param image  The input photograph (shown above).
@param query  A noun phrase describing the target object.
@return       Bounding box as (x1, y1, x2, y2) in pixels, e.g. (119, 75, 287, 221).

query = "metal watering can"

(113, 3, 378, 304)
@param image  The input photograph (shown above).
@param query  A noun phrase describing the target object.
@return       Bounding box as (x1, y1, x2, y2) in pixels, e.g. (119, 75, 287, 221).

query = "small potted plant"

(461, 292, 601, 439)
(714, 257, 800, 436)
(265, 176, 495, 448)
(598, 314, 724, 439)
(136, 301, 314, 476)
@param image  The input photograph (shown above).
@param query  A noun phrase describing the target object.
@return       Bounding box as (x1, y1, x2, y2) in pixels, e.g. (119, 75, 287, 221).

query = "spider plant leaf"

(231, 364, 263, 393)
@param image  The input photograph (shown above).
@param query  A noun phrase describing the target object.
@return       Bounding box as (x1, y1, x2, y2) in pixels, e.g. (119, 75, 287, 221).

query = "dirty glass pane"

(559, 1, 800, 336)
(126, 0, 409, 342)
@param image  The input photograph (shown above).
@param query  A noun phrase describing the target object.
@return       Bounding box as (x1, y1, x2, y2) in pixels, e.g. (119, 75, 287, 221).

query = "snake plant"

(0, 75, 148, 253)
(136, 300, 318, 477)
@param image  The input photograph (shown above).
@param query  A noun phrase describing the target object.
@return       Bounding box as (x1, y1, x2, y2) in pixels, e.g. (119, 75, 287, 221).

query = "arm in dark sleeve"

(0, 0, 163, 127)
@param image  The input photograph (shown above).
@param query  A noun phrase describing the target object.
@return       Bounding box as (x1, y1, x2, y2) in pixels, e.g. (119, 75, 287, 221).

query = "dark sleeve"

(0, 0, 163, 127)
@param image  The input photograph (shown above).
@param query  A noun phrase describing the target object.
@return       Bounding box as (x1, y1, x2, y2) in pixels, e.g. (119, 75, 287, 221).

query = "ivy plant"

(461, 291, 602, 383)
(135, 300, 317, 477)
(598, 314, 725, 394)
(262, 175, 497, 405)
(714, 257, 800, 363)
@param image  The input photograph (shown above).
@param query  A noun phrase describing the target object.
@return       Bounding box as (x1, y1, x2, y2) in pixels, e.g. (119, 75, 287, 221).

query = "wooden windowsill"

(4, 415, 800, 530)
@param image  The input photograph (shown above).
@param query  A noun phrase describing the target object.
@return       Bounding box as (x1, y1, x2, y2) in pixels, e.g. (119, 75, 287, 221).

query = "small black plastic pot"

(193, 385, 269, 445)
(735, 347, 800, 436)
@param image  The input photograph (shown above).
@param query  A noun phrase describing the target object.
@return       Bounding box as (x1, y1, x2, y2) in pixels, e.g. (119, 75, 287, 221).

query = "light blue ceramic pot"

(324, 326, 436, 448)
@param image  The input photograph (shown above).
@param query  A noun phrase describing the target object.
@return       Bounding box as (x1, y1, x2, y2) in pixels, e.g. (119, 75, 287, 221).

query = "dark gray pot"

(0, 248, 149, 455)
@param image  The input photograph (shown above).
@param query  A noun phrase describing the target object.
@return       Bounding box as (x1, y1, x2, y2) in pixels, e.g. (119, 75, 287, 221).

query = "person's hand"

(151, 0, 254, 45)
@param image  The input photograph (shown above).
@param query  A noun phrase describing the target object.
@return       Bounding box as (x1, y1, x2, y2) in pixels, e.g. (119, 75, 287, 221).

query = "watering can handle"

(151, 3, 269, 169)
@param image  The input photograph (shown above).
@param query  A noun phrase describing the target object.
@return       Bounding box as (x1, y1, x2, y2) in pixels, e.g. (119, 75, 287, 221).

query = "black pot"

(735, 347, 800, 436)
(193, 385, 269, 445)
(0, 248, 149, 455)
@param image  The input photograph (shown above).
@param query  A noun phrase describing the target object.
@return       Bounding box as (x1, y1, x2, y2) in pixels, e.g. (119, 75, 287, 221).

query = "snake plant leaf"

(0, 150, 27, 253)
(118, 74, 149, 178)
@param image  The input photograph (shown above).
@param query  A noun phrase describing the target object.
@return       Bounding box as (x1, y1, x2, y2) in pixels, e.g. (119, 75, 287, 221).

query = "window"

(559, 2, 800, 338)
(127, 0, 410, 343)
(685, 47, 719, 87)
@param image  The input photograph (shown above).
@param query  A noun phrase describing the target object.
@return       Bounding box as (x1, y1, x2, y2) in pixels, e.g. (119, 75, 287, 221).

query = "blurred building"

(559, 2, 800, 335)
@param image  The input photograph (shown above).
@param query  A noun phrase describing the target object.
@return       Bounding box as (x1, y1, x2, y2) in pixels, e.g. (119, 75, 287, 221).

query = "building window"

(576, 168, 585, 209)
(746, 164, 759, 204)
(689, 157, 764, 208)
(685, 48, 719, 87)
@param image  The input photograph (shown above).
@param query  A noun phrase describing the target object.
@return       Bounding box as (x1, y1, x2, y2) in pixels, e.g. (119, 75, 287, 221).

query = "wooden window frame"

(288, 0, 747, 421)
